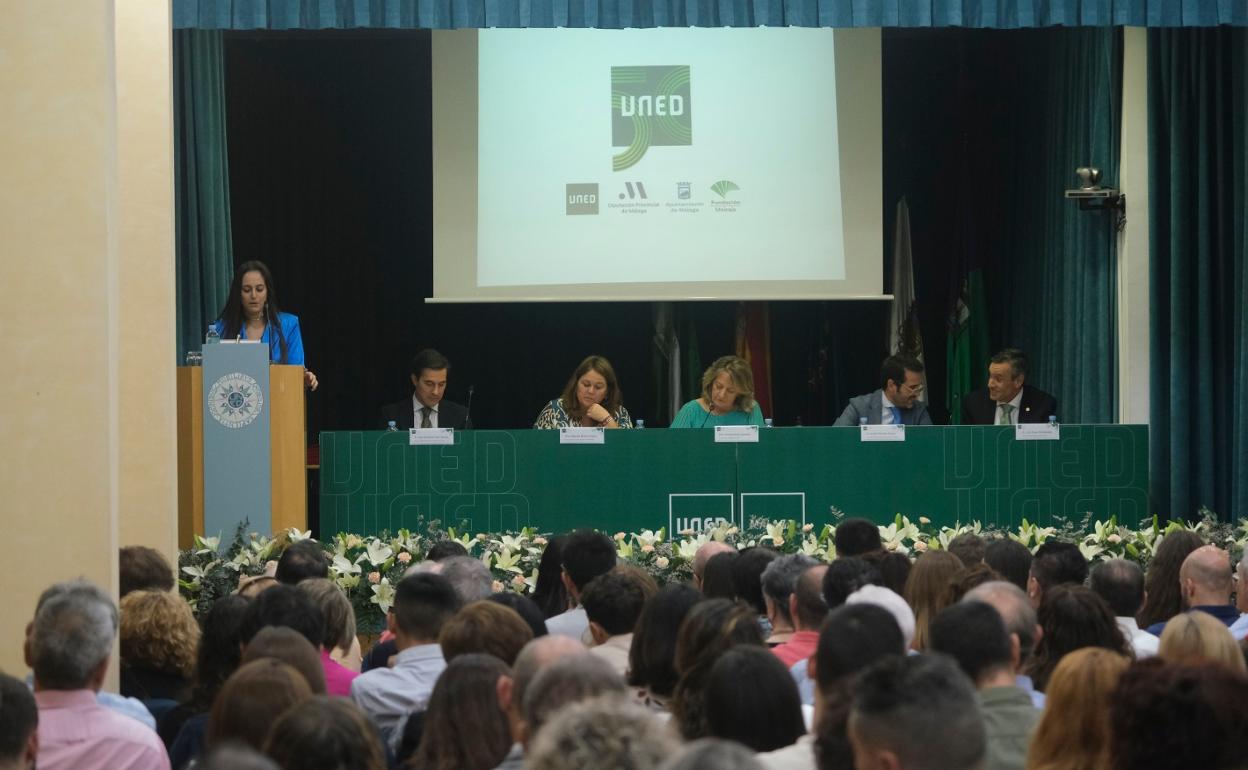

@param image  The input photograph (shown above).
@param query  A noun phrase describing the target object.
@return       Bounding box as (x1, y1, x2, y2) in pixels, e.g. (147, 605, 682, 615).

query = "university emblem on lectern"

(208, 373, 264, 429)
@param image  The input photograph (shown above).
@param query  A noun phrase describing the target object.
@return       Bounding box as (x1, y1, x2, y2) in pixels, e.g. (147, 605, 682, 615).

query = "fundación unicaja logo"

(611, 65, 692, 171)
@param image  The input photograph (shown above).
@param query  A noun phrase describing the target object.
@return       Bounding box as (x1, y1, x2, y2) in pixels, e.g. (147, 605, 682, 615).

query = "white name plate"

(860, 424, 905, 442)
(409, 428, 455, 446)
(560, 427, 605, 445)
(1016, 423, 1060, 441)
(715, 425, 759, 443)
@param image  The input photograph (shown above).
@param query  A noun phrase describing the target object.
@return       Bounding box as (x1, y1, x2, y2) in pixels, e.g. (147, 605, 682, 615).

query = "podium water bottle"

(387, 420, 399, 432)
(764, 418, 774, 428)
(635, 419, 645, 429)
(205, 324, 220, 345)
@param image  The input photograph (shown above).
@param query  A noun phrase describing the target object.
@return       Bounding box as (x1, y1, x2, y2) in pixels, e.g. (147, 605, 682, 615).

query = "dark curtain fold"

(1149, 27, 1248, 521)
(174, 29, 234, 364)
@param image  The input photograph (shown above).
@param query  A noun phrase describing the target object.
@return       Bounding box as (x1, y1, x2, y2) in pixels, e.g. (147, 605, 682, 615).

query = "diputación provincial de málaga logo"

(207, 372, 264, 429)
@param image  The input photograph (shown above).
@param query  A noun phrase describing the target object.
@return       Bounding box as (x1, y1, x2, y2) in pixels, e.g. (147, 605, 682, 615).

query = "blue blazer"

(214, 311, 305, 365)
(833, 389, 932, 426)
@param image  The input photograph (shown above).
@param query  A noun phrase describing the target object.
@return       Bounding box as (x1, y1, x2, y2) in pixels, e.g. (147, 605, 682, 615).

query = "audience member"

(526, 694, 680, 770)
(661, 739, 764, 770)
(1027, 647, 1129, 770)
(1028, 584, 1130, 692)
(496, 635, 588, 769)
(692, 540, 735, 592)
(704, 647, 805, 753)
(119, 546, 175, 597)
(1089, 559, 1158, 658)
(732, 546, 781, 626)
(947, 532, 987, 567)
(772, 564, 827, 668)
(1230, 555, 1248, 640)
(846, 585, 916, 649)
(522, 654, 627, 742)
(238, 584, 325, 650)
(407, 654, 512, 770)
(1157, 610, 1246, 672)
(206, 659, 312, 754)
(195, 744, 278, 770)
(821, 557, 882, 609)
(945, 562, 1005, 604)
(962, 582, 1045, 708)
(930, 601, 1038, 770)
(546, 529, 617, 640)
(1135, 530, 1204, 629)
(440, 555, 495, 603)
(487, 591, 549, 638)
(0, 672, 38, 770)
(761, 554, 820, 646)
(295, 578, 360, 692)
(700, 551, 740, 600)
(1109, 659, 1248, 770)
(28, 580, 169, 770)
(671, 598, 766, 740)
(983, 539, 1032, 592)
(274, 540, 329, 585)
(264, 697, 385, 770)
(859, 549, 912, 595)
(118, 590, 199, 706)
(903, 549, 962, 650)
(425, 539, 469, 562)
(627, 583, 703, 711)
(240, 627, 328, 693)
(350, 572, 458, 750)
(833, 517, 882, 557)
(1026, 540, 1088, 608)
(531, 535, 569, 619)
(439, 600, 533, 666)
(580, 568, 651, 675)
(236, 575, 278, 598)
(848, 655, 985, 770)
(1145, 545, 1238, 635)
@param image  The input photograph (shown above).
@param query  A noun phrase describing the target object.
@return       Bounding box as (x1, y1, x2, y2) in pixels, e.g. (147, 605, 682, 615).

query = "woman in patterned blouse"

(533, 355, 634, 429)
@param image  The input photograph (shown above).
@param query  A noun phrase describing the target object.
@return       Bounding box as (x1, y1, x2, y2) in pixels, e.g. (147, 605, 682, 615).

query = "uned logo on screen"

(566, 183, 599, 215)
(611, 65, 692, 172)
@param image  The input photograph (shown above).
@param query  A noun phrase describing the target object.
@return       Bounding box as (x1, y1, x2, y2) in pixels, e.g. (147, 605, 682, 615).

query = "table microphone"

(465, 385, 475, 428)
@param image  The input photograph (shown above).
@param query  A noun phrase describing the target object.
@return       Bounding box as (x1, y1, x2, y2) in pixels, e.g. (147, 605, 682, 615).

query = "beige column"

(1118, 27, 1150, 424)
(0, 1, 122, 678)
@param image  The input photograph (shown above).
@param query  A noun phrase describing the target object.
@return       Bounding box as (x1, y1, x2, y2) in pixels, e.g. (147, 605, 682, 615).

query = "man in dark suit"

(961, 348, 1057, 425)
(833, 354, 933, 426)
(380, 349, 472, 429)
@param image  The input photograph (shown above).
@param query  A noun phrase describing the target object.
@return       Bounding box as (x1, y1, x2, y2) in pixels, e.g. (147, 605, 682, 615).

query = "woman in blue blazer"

(214, 260, 319, 390)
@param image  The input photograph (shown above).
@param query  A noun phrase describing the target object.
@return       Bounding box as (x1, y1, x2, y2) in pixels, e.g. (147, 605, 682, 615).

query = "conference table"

(317, 425, 1149, 538)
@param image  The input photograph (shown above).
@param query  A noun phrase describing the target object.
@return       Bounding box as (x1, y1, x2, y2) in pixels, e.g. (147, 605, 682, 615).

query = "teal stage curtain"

(173, 0, 1246, 29)
(174, 30, 234, 364)
(1149, 27, 1248, 521)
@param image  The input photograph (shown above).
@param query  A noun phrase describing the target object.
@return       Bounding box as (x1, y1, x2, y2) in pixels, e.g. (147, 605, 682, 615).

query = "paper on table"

(714, 425, 760, 443)
(1015, 423, 1060, 441)
(559, 427, 605, 445)
(409, 428, 455, 446)
(860, 424, 905, 442)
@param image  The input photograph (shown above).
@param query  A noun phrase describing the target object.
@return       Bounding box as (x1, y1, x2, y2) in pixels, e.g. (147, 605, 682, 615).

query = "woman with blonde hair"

(1026, 647, 1129, 770)
(902, 550, 962, 651)
(670, 355, 764, 428)
(1158, 611, 1247, 672)
(119, 590, 200, 704)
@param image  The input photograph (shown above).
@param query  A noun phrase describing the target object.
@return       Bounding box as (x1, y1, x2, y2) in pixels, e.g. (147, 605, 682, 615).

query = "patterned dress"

(533, 398, 635, 429)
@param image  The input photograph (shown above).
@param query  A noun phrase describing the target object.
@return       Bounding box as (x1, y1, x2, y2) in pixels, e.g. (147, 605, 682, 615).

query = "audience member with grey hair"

(522, 652, 627, 739)
(963, 581, 1045, 708)
(0, 672, 38, 770)
(659, 738, 764, 770)
(760, 553, 819, 644)
(848, 654, 985, 770)
(1090, 559, 1159, 657)
(526, 694, 679, 770)
(440, 555, 495, 603)
(947, 532, 987, 567)
(28, 580, 169, 770)
(494, 635, 588, 770)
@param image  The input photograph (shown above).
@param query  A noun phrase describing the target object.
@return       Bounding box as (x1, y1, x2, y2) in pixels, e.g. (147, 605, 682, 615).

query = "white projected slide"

(430, 28, 883, 302)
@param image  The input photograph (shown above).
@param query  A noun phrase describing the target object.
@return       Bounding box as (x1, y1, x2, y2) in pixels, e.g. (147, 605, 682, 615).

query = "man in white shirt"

(545, 530, 617, 641)
(1090, 559, 1159, 657)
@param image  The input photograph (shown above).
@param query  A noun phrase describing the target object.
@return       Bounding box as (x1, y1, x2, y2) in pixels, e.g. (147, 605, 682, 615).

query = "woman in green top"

(670, 355, 766, 428)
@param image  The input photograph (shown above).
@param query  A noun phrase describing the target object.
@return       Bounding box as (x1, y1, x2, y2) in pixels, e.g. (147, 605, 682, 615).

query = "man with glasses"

(833, 355, 932, 426)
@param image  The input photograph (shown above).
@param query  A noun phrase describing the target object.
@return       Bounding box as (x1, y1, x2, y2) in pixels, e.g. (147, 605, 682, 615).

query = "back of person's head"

(274, 540, 329, 585)
(845, 585, 916, 649)
(731, 547, 780, 615)
(700, 551, 739, 600)
(627, 583, 702, 697)
(487, 591, 548, 638)
(761, 554, 819, 625)
(510, 635, 590, 722)
(0, 673, 37, 768)
(264, 697, 385, 770)
(190, 594, 252, 708)
(962, 581, 1039, 666)
(849, 654, 985, 770)
(526, 693, 680, 770)
(561, 529, 617, 592)
(1137, 530, 1205, 628)
(834, 518, 882, 557)
(580, 568, 650, 637)
(657, 738, 764, 770)
(411, 654, 513, 770)
(1158, 610, 1246, 672)
(859, 549, 912, 595)
(792, 564, 829, 630)
(119, 545, 174, 597)
(30, 580, 117, 690)
(425, 539, 469, 562)
(822, 556, 882, 609)
(439, 600, 533, 665)
(522, 651, 626, 737)
(392, 571, 461, 641)
(944, 562, 1004, 605)
(207, 658, 313, 751)
(703, 646, 805, 752)
(1029, 540, 1088, 595)
(240, 626, 327, 693)
(1027, 647, 1129, 770)
(692, 541, 735, 584)
(532, 535, 569, 619)
(1179, 545, 1234, 603)
(946, 533, 986, 567)
(198, 743, 280, 770)
(903, 550, 962, 650)
(672, 598, 765, 740)
(1090, 558, 1147, 618)
(439, 555, 494, 603)
(239, 584, 325, 648)
(1030, 584, 1129, 691)
(983, 538, 1032, 591)
(119, 589, 199, 679)
(813, 603, 904, 694)
(928, 601, 1012, 684)
(1110, 659, 1248, 770)
(295, 577, 357, 653)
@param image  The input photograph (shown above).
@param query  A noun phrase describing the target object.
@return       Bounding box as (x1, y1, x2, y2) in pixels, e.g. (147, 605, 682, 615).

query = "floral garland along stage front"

(178, 512, 1248, 634)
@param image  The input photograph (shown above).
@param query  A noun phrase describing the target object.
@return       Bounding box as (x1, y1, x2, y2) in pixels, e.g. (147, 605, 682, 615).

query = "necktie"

(998, 404, 1015, 425)
(420, 406, 432, 429)
(889, 406, 903, 426)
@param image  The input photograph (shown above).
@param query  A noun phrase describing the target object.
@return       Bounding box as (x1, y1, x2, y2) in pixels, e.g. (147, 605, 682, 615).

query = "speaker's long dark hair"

(217, 260, 290, 363)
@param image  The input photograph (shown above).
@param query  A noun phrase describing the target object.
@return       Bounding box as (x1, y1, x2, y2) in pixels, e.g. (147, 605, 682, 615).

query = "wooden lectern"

(176, 365, 307, 549)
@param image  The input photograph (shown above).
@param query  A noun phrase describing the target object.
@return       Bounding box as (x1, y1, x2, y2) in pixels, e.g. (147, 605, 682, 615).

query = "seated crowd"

(5, 522, 1248, 770)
